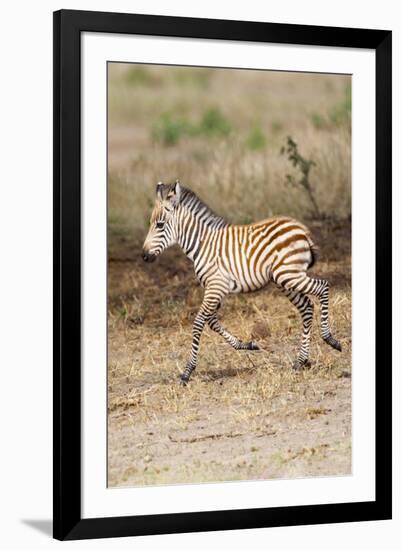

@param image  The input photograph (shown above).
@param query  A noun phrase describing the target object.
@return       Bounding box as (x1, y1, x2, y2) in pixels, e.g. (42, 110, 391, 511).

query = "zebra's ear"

(168, 180, 181, 206)
(173, 180, 181, 198)
(156, 181, 164, 199)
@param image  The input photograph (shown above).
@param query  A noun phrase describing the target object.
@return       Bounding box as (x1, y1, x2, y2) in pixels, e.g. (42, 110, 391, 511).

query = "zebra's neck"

(175, 188, 229, 261)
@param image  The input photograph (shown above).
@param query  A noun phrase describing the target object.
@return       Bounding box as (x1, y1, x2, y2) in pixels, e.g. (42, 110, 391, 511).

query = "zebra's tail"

(307, 236, 320, 269)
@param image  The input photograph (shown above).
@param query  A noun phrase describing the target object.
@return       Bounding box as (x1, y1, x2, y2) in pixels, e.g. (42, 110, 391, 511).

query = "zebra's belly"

(229, 276, 268, 294)
(218, 257, 271, 293)
(195, 257, 270, 293)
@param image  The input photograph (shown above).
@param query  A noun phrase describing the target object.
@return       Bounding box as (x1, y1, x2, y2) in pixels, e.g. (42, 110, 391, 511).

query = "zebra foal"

(142, 181, 341, 384)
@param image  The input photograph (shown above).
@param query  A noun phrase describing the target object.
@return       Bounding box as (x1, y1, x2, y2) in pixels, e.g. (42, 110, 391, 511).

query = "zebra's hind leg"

(317, 280, 342, 352)
(280, 288, 314, 370)
(208, 314, 260, 351)
(278, 274, 342, 354)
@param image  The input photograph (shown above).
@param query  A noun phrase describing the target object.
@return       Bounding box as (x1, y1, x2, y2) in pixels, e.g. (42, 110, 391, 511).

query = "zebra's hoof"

(292, 359, 311, 371)
(179, 374, 189, 386)
(246, 341, 260, 351)
(324, 336, 342, 352)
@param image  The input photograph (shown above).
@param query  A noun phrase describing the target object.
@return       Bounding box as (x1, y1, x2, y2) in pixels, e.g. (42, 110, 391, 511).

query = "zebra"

(142, 180, 341, 384)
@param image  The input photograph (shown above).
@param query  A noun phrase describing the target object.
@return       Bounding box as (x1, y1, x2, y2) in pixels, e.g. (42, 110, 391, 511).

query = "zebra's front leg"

(180, 287, 224, 385)
(208, 314, 259, 350)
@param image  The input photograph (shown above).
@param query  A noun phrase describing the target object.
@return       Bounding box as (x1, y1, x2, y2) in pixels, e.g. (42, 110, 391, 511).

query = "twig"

(168, 429, 276, 444)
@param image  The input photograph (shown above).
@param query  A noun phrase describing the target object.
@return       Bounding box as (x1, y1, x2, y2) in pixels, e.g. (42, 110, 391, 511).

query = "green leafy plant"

(280, 136, 321, 219)
(197, 108, 231, 138)
(246, 126, 266, 150)
(151, 114, 192, 146)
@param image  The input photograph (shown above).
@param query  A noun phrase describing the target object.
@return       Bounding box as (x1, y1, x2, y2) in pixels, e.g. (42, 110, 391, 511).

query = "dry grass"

(108, 64, 351, 236)
(107, 64, 351, 487)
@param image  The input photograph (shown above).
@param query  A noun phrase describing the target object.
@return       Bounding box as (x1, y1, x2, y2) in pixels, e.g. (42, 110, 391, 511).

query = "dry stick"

(245, 352, 258, 369)
(306, 184, 321, 219)
(168, 429, 276, 444)
(245, 348, 275, 369)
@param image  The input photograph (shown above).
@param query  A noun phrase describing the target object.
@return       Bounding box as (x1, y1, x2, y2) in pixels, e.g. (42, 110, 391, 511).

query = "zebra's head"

(142, 180, 181, 262)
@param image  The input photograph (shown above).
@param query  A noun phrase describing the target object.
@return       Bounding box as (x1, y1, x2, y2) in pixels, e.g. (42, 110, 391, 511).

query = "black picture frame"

(53, 9, 392, 541)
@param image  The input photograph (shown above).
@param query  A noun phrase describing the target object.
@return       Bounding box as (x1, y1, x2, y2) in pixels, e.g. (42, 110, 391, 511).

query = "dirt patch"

(108, 377, 351, 486)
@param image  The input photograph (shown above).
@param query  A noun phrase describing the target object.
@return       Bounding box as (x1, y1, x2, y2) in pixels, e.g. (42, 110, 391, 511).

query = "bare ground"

(107, 220, 351, 487)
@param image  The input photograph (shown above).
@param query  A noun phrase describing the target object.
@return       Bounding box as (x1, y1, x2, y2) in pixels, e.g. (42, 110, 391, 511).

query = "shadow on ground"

(21, 519, 52, 538)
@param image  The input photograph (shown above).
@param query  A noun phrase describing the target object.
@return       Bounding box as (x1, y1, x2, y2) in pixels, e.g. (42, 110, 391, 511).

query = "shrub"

(197, 108, 231, 138)
(246, 127, 266, 150)
(151, 114, 192, 146)
(280, 136, 322, 219)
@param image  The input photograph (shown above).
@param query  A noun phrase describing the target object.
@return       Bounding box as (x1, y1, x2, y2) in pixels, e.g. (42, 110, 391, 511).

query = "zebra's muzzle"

(142, 251, 156, 263)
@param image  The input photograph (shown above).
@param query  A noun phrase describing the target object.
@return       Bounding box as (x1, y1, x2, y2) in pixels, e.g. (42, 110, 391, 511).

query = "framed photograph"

(53, 9, 392, 541)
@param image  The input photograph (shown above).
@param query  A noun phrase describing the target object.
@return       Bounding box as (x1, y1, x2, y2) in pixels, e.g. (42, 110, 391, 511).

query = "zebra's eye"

(156, 221, 165, 229)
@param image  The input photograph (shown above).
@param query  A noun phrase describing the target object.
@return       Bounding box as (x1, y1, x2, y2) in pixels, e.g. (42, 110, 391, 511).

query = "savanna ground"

(107, 64, 351, 487)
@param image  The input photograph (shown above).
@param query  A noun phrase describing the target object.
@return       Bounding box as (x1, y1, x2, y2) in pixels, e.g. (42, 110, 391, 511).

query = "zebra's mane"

(179, 186, 229, 229)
